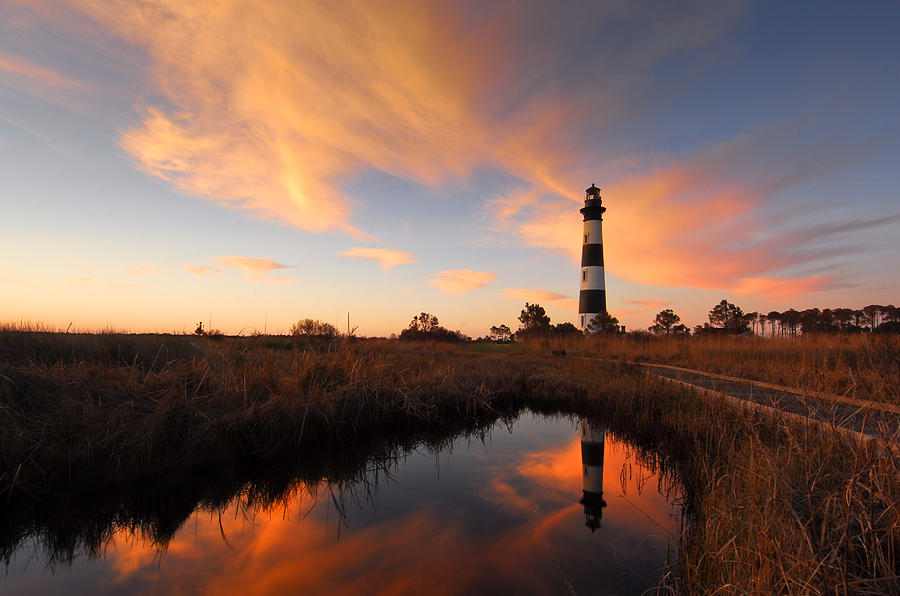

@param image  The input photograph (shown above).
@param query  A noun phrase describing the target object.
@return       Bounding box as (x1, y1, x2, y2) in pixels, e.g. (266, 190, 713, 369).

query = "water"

(2, 413, 683, 594)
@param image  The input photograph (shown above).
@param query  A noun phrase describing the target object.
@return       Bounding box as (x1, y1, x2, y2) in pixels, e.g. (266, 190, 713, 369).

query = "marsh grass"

(0, 335, 513, 498)
(1, 329, 898, 593)
(524, 332, 900, 405)
(0, 411, 510, 568)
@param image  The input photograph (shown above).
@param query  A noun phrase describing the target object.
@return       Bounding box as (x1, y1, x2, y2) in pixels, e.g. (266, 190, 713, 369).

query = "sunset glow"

(3, 418, 678, 595)
(1, 1, 897, 334)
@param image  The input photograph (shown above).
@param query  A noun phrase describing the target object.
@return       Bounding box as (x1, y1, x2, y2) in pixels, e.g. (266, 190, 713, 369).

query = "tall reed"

(515, 332, 900, 404)
(1, 330, 897, 592)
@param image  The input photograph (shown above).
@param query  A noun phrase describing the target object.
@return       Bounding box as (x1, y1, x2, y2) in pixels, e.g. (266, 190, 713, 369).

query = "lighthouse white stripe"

(582, 220, 603, 244)
(583, 465, 604, 494)
(580, 266, 605, 291)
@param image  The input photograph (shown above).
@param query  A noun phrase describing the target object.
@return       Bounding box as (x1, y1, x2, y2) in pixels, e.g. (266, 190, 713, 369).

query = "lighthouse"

(579, 419, 607, 532)
(578, 183, 606, 330)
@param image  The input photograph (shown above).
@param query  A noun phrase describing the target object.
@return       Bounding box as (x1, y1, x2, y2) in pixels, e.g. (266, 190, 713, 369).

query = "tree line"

(256, 300, 899, 346)
(648, 301, 900, 336)
(396, 304, 621, 343)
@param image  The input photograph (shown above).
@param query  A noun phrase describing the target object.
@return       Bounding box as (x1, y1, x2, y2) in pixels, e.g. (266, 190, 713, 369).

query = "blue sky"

(1, 1, 898, 336)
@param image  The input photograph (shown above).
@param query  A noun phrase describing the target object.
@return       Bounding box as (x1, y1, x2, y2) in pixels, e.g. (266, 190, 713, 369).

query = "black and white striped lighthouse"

(578, 183, 606, 330)
(579, 419, 607, 532)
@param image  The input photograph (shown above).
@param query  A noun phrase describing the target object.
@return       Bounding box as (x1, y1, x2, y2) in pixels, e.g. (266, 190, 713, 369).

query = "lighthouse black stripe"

(579, 290, 607, 314)
(581, 244, 604, 267)
(581, 442, 605, 464)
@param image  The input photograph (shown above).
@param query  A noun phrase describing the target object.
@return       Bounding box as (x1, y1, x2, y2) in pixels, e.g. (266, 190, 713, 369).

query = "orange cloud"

(12, 2, 759, 280)
(181, 264, 221, 277)
(499, 175, 758, 288)
(89, 418, 688, 594)
(340, 247, 418, 271)
(484, 191, 542, 223)
(103, 492, 566, 595)
(37, 1, 740, 243)
(516, 437, 582, 490)
(732, 276, 839, 303)
(22, 0, 853, 308)
(496, 128, 891, 301)
(211, 255, 292, 280)
(429, 269, 496, 295)
(502, 288, 567, 303)
(49, 0, 509, 239)
(622, 300, 668, 309)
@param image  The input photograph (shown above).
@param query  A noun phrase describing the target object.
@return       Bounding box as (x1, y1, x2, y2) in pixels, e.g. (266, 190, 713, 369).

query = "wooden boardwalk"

(606, 359, 900, 452)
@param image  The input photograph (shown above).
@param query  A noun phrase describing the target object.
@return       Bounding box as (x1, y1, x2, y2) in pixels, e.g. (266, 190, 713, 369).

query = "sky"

(1, 0, 898, 336)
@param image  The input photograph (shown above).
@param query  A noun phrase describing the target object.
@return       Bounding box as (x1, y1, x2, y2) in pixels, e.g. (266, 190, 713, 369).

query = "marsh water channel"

(3, 412, 684, 595)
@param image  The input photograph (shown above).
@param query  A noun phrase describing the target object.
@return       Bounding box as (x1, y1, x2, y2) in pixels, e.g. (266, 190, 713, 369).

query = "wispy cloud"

(340, 247, 418, 271)
(88, 0, 501, 238)
(181, 264, 221, 278)
(119, 263, 161, 276)
(502, 288, 578, 316)
(0, 53, 87, 90)
(429, 269, 496, 295)
(33, 1, 745, 242)
(211, 255, 292, 281)
(17, 1, 886, 306)
(502, 288, 567, 303)
(732, 276, 848, 303)
(622, 300, 668, 309)
(494, 126, 897, 300)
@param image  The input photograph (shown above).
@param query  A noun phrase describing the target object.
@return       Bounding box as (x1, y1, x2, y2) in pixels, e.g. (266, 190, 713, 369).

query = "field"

(1, 328, 898, 593)
(515, 332, 900, 405)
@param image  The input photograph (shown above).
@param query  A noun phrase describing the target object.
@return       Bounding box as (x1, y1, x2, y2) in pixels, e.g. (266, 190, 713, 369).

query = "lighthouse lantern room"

(578, 183, 607, 330)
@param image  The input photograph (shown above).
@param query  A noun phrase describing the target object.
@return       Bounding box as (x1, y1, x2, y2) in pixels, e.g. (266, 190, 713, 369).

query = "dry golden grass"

(522, 332, 900, 405)
(1, 329, 898, 593)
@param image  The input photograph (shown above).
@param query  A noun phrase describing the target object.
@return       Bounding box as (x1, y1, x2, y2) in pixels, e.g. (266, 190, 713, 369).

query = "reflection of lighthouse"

(579, 420, 607, 533)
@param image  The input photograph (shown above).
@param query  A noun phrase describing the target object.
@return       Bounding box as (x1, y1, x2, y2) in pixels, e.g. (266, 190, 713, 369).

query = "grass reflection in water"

(2, 411, 683, 595)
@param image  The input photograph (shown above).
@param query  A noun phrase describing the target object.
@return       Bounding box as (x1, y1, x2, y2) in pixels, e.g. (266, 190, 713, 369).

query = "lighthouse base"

(579, 312, 600, 330)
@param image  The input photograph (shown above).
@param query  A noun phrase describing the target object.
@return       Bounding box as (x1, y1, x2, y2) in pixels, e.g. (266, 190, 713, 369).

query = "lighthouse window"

(582, 269, 587, 281)
(580, 315, 584, 326)
(584, 233, 589, 243)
